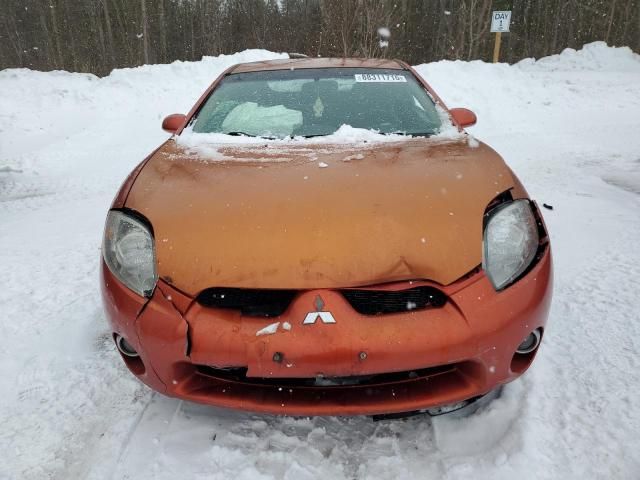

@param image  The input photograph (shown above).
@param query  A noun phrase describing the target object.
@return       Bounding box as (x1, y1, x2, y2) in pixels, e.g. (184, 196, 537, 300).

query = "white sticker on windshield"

(354, 73, 407, 83)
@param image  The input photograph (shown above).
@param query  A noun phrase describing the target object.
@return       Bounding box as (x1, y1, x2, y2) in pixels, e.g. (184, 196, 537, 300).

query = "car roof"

(230, 57, 406, 73)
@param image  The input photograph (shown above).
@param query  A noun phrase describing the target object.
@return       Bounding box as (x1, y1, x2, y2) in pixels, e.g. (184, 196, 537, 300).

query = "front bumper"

(101, 247, 552, 416)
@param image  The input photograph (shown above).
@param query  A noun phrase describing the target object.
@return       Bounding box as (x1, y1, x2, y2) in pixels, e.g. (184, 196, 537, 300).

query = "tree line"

(1, 0, 639, 76)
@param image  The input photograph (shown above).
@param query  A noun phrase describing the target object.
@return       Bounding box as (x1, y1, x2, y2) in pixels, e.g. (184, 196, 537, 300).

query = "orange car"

(101, 58, 552, 417)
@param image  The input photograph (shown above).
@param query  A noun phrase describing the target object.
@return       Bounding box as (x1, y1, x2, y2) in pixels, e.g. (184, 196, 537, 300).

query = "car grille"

(196, 286, 447, 317)
(341, 286, 446, 315)
(195, 363, 456, 388)
(196, 288, 297, 317)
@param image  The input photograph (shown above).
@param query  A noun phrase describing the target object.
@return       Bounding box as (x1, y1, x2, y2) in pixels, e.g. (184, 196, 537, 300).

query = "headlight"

(482, 199, 539, 290)
(103, 210, 157, 297)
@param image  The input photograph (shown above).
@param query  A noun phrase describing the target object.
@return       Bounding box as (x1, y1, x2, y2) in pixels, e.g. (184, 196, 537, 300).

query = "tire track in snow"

(101, 389, 525, 480)
(521, 214, 640, 478)
(106, 394, 180, 480)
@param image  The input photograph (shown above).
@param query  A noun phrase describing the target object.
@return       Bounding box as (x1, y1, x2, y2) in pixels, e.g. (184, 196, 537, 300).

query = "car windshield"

(190, 68, 443, 138)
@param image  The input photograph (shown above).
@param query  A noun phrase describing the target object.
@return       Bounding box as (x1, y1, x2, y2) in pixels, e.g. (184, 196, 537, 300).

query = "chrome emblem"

(303, 295, 336, 324)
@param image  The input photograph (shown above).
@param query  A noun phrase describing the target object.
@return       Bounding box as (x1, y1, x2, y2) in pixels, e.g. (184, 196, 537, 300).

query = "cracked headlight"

(483, 199, 539, 290)
(103, 210, 157, 297)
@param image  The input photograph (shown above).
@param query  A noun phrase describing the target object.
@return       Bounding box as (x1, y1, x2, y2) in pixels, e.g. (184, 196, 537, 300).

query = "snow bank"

(0, 49, 287, 172)
(414, 42, 640, 149)
(516, 41, 640, 72)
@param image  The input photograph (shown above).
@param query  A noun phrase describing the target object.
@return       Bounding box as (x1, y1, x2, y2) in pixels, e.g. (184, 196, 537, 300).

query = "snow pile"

(0, 49, 287, 174)
(1, 42, 640, 479)
(516, 41, 640, 72)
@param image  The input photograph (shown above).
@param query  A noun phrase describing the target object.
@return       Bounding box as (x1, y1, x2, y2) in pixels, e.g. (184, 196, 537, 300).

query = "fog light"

(115, 334, 139, 358)
(516, 328, 541, 354)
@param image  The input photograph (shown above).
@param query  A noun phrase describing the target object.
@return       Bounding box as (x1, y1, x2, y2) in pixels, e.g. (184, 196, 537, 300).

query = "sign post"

(490, 10, 511, 63)
(492, 32, 502, 63)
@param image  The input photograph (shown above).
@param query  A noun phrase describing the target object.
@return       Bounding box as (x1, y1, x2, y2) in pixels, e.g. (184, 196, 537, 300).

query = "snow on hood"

(176, 108, 463, 162)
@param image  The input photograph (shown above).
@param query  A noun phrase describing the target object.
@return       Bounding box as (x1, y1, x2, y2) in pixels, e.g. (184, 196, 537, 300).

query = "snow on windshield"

(221, 102, 303, 137)
(178, 86, 462, 162)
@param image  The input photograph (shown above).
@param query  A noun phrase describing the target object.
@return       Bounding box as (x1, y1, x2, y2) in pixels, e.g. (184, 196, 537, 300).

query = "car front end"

(100, 59, 552, 417)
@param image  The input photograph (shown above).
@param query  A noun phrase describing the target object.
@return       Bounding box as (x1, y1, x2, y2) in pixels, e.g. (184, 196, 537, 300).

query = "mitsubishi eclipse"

(101, 57, 552, 417)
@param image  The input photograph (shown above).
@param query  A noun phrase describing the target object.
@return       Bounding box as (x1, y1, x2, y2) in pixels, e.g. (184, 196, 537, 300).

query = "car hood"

(125, 137, 519, 295)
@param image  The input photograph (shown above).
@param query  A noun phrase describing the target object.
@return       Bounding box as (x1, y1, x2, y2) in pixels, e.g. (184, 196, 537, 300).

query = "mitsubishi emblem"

(303, 295, 336, 324)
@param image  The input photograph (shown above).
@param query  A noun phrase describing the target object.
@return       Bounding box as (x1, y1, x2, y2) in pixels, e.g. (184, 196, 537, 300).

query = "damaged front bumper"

(100, 246, 552, 417)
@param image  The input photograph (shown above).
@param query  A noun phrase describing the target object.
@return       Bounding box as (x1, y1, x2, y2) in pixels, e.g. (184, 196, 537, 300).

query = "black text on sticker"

(354, 73, 407, 83)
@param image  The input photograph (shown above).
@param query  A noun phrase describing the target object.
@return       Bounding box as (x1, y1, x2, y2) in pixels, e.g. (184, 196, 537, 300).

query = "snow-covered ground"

(1, 42, 639, 479)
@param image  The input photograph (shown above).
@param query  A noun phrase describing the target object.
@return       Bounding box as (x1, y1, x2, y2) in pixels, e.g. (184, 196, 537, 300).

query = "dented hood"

(125, 138, 518, 295)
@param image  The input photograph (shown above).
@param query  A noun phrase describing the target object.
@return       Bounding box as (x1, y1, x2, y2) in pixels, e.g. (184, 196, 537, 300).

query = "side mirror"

(449, 108, 477, 128)
(162, 113, 187, 133)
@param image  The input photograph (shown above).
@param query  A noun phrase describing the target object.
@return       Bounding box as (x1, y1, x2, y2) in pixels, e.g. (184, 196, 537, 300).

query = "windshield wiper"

(300, 131, 434, 138)
(224, 131, 277, 139)
(386, 132, 434, 137)
(224, 131, 256, 137)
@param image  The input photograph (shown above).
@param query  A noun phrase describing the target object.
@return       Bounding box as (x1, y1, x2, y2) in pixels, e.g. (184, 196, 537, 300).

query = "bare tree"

(1, 0, 638, 75)
(141, 0, 149, 64)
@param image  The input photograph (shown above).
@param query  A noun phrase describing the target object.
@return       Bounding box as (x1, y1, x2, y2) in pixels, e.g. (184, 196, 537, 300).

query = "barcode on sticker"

(354, 73, 407, 83)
